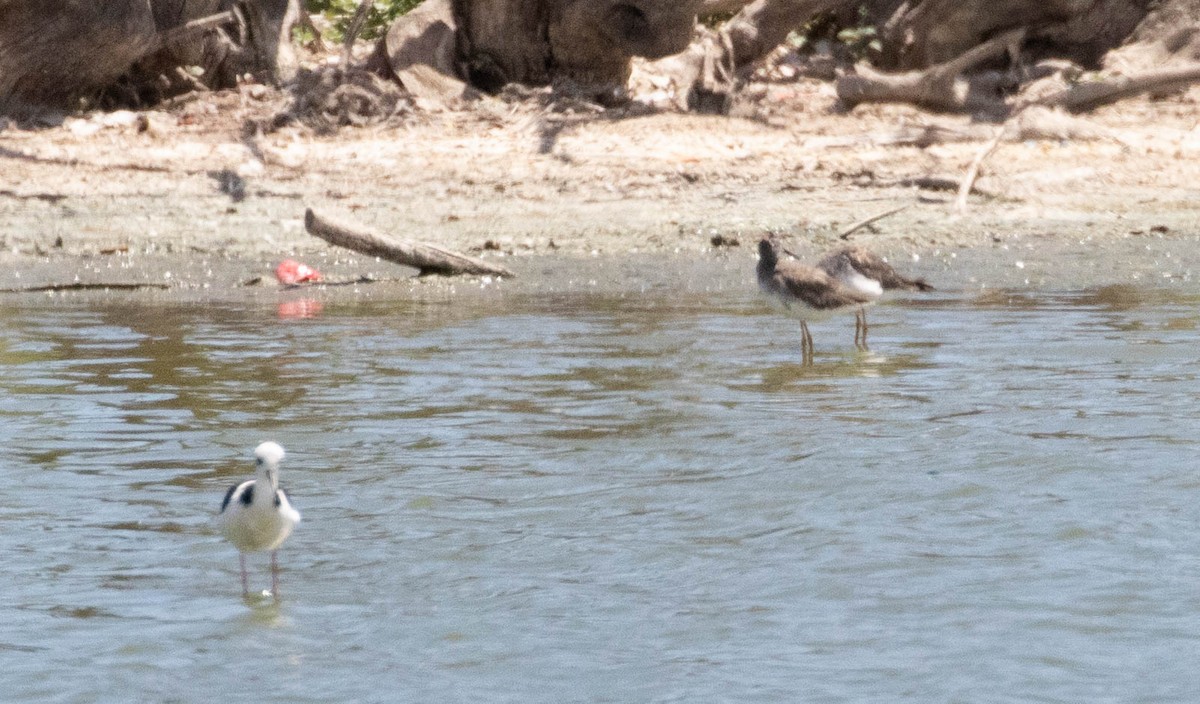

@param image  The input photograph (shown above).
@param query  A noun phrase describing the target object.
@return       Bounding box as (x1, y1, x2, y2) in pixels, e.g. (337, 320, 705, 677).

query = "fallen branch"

(838, 204, 911, 240)
(955, 124, 1009, 212)
(0, 189, 67, 203)
(1032, 63, 1200, 113)
(242, 274, 389, 288)
(282, 275, 381, 289)
(304, 208, 515, 278)
(873, 124, 982, 147)
(725, 0, 851, 67)
(837, 28, 1026, 114)
(152, 11, 234, 52)
(897, 176, 962, 191)
(926, 28, 1027, 87)
(0, 282, 170, 293)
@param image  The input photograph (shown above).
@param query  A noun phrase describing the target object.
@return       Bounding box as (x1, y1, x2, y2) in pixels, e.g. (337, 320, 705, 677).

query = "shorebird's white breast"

(842, 270, 884, 299)
(762, 290, 843, 323)
(218, 496, 299, 552)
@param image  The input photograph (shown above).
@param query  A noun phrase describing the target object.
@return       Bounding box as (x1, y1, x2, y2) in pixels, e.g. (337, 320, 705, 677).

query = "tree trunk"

(0, 0, 156, 112)
(376, 0, 704, 96)
(0, 0, 301, 113)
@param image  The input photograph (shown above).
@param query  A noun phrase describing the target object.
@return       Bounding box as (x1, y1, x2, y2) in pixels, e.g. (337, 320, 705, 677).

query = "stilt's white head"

(254, 441, 286, 488)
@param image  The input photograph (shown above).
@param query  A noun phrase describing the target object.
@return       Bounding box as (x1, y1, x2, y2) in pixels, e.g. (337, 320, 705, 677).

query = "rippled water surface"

(3, 280, 1200, 703)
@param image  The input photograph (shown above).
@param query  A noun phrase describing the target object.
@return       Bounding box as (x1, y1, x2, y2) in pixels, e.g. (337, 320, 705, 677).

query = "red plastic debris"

(274, 259, 323, 285)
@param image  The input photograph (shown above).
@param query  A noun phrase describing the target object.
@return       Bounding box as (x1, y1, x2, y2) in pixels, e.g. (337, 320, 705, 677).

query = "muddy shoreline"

(2, 82, 1199, 297)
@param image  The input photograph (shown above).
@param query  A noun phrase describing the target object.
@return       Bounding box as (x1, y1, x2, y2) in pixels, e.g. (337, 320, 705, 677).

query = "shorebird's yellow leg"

(855, 307, 870, 351)
(801, 321, 814, 365)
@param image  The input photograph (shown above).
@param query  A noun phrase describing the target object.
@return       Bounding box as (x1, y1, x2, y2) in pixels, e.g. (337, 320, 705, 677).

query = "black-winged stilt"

(217, 441, 301, 597)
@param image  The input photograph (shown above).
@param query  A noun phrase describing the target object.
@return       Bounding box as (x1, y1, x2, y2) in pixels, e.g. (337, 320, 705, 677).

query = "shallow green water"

(2, 281, 1199, 703)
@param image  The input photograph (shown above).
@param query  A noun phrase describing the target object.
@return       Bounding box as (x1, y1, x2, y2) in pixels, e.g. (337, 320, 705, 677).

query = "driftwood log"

(304, 209, 515, 278)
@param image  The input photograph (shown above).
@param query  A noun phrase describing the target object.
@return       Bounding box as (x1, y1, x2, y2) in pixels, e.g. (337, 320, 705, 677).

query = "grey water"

(3, 271, 1200, 703)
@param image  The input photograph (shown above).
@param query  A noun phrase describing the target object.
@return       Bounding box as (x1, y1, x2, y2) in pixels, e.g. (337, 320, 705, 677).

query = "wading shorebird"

(815, 245, 934, 351)
(216, 441, 301, 598)
(757, 237, 876, 364)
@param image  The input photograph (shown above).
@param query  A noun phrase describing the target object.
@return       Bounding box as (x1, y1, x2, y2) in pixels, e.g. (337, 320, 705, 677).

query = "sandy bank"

(1, 80, 1199, 297)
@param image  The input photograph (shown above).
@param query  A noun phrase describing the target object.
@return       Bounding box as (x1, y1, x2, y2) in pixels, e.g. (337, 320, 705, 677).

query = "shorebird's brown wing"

(830, 246, 934, 292)
(773, 261, 875, 310)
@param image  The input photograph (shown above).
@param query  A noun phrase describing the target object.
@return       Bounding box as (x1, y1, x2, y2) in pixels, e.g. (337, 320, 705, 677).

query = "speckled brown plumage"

(816, 246, 934, 292)
(757, 238, 876, 363)
(812, 245, 934, 351)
